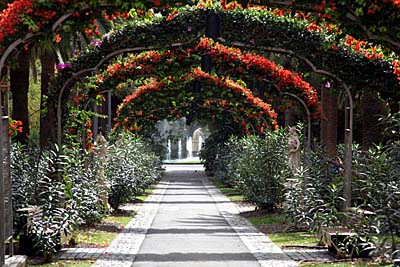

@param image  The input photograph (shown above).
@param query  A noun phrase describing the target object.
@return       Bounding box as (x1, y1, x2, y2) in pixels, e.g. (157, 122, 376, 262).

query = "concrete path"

(89, 165, 298, 267)
(133, 166, 260, 267)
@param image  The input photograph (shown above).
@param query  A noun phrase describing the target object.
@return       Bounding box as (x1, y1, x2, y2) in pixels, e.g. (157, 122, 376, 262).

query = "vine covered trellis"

(0, 0, 399, 265)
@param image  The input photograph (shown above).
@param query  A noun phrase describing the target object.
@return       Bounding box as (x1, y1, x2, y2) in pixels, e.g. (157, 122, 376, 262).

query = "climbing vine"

(84, 38, 319, 116)
(115, 67, 277, 135)
(49, 5, 400, 106)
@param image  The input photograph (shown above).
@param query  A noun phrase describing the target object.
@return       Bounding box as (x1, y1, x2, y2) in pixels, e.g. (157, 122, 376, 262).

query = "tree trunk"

(320, 88, 338, 157)
(39, 49, 56, 147)
(10, 49, 30, 144)
(361, 91, 384, 150)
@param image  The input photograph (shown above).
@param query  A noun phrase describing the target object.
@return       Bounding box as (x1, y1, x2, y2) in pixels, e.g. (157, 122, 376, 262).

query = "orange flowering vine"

(115, 68, 278, 135)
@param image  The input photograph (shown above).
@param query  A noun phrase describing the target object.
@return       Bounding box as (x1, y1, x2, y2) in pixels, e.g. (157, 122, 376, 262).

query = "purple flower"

(90, 39, 103, 47)
(324, 82, 331, 88)
(103, 33, 111, 40)
(56, 63, 72, 71)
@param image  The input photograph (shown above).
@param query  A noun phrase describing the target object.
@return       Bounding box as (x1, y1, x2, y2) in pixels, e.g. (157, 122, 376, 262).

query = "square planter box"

(320, 227, 373, 258)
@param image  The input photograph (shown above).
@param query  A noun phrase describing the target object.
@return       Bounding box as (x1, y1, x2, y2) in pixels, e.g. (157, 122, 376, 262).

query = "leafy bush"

(284, 146, 342, 233)
(350, 143, 400, 261)
(106, 133, 162, 210)
(199, 128, 232, 178)
(284, 141, 400, 261)
(10, 134, 160, 259)
(217, 131, 290, 210)
(64, 147, 105, 224)
(11, 144, 81, 260)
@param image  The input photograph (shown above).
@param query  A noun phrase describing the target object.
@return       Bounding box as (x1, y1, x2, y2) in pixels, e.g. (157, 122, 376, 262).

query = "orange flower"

(55, 34, 61, 43)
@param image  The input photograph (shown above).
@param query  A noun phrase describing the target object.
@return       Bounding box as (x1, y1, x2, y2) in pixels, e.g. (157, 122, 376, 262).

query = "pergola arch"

(49, 6, 400, 114)
(50, 7, 399, 140)
(114, 68, 278, 135)
(62, 38, 321, 146)
(83, 38, 320, 112)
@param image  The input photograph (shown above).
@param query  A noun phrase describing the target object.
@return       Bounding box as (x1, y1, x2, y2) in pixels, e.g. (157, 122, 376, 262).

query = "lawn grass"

(72, 211, 135, 247)
(210, 178, 245, 201)
(268, 231, 319, 247)
(73, 229, 116, 247)
(300, 262, 392, 267)
(247, 213, 286, 226)
(103, 213, 134, 226)
(28, 260, 94, 266)
(135, 183, 159, 201)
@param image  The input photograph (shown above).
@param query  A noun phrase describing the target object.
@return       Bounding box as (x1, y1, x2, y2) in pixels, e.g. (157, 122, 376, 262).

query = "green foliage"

(203, 130, 290, 210)
(11, 134, 161, 258)
(284, 142, 400, 261)
(11, 144, 103, 258)
(106, 132, 162, 210)
(16, 145, 81, 259)
(229, 132, 290, 210)
(284, 147, 343, 234)
(64, 148, 105, 225)
(350, 144, 400, 261)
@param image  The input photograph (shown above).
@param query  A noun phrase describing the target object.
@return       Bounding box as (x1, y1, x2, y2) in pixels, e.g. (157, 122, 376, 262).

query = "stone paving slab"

(58, 248, 106, 260)
(283, 248, 336, 262)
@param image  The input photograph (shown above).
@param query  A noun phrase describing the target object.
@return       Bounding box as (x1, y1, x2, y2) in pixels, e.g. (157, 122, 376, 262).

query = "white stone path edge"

(203, 179, 299, 267)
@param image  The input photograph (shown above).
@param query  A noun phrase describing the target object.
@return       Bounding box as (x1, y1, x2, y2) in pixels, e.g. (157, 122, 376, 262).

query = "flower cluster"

(191, 68, 278, 130)
(220, 0, 243, 10)
(0, 0, 34, 43)
(343, 35, 384, 60)
(56, 63, 72, 72)
(115, 67, 277, 135)
(0, 0, 147, 53)
(8, 118, 23, 137)
(195, 38, 319, 111)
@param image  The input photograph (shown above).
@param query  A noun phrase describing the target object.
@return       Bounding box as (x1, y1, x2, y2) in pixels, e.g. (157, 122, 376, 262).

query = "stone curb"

(203, 179, 299, 267)
(90, 179, 169, 267)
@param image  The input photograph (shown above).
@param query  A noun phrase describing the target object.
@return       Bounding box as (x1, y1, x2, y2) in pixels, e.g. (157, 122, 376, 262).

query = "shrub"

(64, 147, 105, 224)
(284, 146, 342, 233)
(106, 133, 162, 210)
(284, 142, 400, 261)
(350, 143, 400, 261)
(199, 129, 232, 178)
(228, 131, 290, 210)
(11, 145, 81, 260)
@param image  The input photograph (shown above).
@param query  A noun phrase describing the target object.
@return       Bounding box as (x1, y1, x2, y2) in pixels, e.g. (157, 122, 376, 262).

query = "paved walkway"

(60, 165, 299, 266)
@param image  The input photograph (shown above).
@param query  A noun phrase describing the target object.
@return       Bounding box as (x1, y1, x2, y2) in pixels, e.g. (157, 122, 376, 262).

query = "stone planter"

(320, 226, 373, 258)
